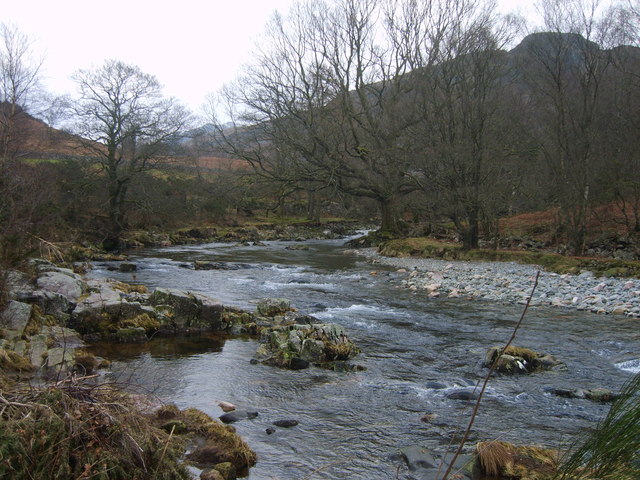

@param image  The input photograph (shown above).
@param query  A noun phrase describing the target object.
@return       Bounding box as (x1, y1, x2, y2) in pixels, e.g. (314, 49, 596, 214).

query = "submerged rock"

(398, 445, 475, 479)
(272, 419, 299, 428)
(548, 386, 618, 402)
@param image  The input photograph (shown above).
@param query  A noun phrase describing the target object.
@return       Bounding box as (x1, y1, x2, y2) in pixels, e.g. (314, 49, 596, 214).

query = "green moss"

(22, 305, 59, 336)
(121, 313, 160, 333)
(112, 281, 149, 294)
(0, 348, 34, 372)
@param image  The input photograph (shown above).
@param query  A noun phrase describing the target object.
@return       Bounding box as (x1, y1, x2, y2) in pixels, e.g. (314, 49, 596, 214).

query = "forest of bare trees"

(2, 0, 640, 262)
(210, 0, 640, 254)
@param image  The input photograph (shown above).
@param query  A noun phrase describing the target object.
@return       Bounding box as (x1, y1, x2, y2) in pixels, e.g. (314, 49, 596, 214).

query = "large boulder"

(148, 288, 225, 331)
(485, 346, 564, 374)
(71, 280, 154, 336)
(254, 322, 360, 369)
(36, 270, 86, 303)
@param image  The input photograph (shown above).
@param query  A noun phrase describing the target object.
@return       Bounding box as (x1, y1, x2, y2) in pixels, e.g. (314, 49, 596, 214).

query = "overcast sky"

(4, 0, 537, 113)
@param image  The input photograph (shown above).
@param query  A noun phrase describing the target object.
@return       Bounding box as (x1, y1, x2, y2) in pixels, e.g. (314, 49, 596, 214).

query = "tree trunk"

(460, 207, 479, 250)
(306, 190, 321, 223)
(379, 197, 400, 234)
(104, 178, 127, 251)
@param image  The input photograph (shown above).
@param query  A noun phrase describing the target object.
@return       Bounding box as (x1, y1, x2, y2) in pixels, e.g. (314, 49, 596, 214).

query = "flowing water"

(86, 238, 640, 479)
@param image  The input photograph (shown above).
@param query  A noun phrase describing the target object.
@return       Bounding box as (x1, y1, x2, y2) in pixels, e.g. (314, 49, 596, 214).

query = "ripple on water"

(615, 358, 640, 373)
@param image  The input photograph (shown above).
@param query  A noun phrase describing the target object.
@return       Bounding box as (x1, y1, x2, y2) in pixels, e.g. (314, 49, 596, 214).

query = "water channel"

(86, 237, 640, 479)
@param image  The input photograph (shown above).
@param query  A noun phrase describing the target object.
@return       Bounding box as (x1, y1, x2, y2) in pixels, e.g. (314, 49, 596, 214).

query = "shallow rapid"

(87, 238, 640, 479)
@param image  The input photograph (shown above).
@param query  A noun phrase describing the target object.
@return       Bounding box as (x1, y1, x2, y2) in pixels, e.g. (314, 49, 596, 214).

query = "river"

(86, 238, 640, 479)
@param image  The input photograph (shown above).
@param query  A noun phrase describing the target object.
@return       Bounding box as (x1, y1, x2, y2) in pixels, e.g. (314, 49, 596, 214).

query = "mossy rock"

(485, 346, 563, 374)
(212, 462, 237, 480)
(255, 298, 292, 317)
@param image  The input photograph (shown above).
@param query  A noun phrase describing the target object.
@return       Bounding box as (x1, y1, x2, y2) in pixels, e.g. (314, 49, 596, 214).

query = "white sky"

(4, 0, 537, 114)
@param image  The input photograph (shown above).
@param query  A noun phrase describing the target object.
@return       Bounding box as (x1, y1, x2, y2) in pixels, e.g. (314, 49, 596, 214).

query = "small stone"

(218, 401, 236, 412)
(420, 413, 437, 423)
(266, 427, 276, 435)
(200, 468, 224, 480)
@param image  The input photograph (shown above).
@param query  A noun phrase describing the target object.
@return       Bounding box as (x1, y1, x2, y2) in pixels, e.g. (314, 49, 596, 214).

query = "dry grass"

(475, 441, 559, 480)
(0, 376, 189, 480)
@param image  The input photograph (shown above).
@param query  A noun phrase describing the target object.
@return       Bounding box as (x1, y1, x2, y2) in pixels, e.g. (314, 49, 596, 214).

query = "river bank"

(354, 248, 640, 318)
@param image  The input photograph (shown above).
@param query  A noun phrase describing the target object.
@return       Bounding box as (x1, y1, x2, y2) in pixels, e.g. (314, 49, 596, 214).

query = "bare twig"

(439, 270, 541, 480)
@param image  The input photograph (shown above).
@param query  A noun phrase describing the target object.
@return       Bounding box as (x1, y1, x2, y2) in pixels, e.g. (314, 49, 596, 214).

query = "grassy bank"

(378, 237, 640, 278)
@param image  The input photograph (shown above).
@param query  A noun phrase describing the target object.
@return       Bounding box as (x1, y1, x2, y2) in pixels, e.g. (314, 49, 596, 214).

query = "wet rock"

(265, 427, 276, 435)
(194, 261, 237, 270)
(272, 419, 298, 428)
(400, 445, 438, 471)
(399, 446, 474, 479)
(219, 411, 259, 424)
(446, 389, 479, 401)
(584, 387, 617, 402)
(118, 262, 137, 272)
(289, 357, 310, 370)
(549, 387, 617, 402)
(425, 380, 447, 390)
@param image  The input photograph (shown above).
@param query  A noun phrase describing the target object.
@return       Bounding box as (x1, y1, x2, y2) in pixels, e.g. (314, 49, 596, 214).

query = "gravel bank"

(354, 248, 640, 318)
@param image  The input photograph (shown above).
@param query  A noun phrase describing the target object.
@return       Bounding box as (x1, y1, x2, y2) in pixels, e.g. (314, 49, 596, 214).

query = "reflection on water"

(86, 239, 640, 479)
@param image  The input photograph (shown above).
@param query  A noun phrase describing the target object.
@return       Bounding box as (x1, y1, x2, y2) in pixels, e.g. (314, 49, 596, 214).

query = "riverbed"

(87, 238, 640, 479)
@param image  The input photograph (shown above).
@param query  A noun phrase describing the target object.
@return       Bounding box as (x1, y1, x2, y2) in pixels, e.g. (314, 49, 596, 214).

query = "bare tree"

(0, 22, 43, 161)
(213, 0, 457, 233)
(70, 60, 190, 249)
(519, 0, 615, 254)
(410, 0, 523, 249)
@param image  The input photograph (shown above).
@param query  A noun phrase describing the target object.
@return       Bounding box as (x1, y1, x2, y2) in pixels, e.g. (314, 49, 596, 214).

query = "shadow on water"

(86, 239, 640, 479)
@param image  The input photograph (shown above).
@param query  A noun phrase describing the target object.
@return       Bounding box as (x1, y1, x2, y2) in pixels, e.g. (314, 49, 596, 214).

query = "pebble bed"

(356, 249, 640, 318)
